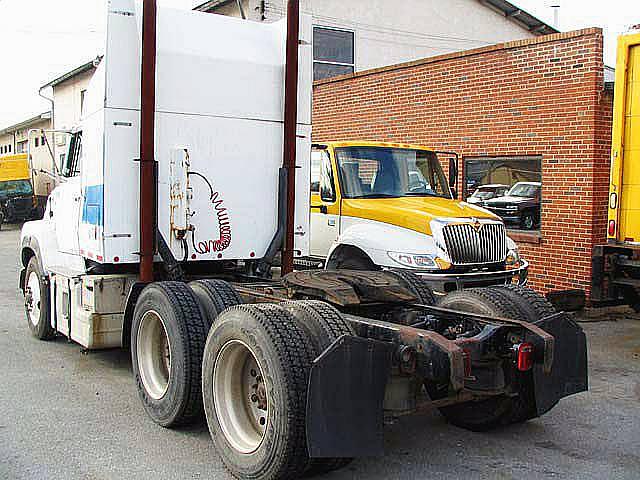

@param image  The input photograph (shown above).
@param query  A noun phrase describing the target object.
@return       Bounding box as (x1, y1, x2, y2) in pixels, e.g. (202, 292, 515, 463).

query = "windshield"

(0, 179, 33, 197)
(470, 189, 495, 199)
(508, 183, 539, 198)
(334, 147, 451, 199)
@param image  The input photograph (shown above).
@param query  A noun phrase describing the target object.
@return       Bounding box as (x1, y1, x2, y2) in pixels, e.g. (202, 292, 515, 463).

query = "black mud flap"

(530, 313, 588, 416)
(306, 335, 393, 458)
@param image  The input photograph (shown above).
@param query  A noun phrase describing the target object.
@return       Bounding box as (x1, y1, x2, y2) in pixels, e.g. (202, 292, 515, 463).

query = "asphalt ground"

(1, 223, 639, 479)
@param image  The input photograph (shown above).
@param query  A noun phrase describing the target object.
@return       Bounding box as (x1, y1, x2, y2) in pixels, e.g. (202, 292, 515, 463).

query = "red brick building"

(312, 28, 613, 297)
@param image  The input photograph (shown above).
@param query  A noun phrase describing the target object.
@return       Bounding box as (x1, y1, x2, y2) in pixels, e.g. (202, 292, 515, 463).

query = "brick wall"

(312, 28, 614, 296)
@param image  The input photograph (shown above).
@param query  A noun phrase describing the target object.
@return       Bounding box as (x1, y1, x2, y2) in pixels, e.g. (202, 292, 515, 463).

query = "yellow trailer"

(0, 154, 36, 228)
(592, 30, 640, 310)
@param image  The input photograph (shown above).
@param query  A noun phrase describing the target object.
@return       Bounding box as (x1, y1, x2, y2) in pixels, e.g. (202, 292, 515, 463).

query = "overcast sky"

(0, 0, 637, 129)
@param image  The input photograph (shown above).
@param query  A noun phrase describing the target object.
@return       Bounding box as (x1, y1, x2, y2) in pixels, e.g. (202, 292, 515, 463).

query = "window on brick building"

(464, 156, 542, 232)
(313, 27, 354, 81)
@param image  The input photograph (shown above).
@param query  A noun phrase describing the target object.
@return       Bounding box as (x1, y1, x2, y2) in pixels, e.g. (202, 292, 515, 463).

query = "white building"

(192, 0, 557, 80)
(0, 112, 55, 201)
(39, 57, 101, 169)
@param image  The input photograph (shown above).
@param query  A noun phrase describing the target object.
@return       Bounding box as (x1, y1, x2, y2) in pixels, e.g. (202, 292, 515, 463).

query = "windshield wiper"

(404, 192, 440, 197)
(352, 193, 402, 199)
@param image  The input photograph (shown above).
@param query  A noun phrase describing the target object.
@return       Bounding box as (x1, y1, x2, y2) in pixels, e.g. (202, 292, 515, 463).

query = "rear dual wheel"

(202, 301, 355, 480)
(202, 304, 316, 480)
(132, 280, 242, 428)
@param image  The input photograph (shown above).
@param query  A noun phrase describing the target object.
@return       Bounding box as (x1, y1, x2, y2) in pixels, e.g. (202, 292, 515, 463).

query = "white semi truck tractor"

(20, 1, 588, 479)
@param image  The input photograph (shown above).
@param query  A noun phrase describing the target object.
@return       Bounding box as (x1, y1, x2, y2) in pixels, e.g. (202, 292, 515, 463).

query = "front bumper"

(414, 260, 529, 294)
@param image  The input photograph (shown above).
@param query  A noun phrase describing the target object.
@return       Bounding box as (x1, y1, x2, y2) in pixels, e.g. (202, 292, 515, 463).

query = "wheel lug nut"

(251, 394, 258, 403)
(259, 417, 266, 426)
(250, 369, 257, 377)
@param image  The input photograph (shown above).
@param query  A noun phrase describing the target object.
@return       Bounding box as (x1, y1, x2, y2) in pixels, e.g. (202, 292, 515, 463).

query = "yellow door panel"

(618, 44, 640, 242)
(630, 44, 640, 80)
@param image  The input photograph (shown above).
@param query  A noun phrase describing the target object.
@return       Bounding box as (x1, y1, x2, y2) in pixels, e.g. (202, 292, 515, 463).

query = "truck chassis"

(21, 256, 588, 480)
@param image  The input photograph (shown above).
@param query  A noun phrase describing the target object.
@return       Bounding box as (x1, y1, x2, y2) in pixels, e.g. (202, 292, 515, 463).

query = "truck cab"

(0, 154, 37, 227)
(308, 142, 527, 294)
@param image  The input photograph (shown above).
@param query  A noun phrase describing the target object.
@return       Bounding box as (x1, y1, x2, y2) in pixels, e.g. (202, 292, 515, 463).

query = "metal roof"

(194, 0, 558, 37)
(193, 0, 232, 12)
(40, 56, 103, 90)
(0, 112, 51, 137)
(478, 0, 558, 36)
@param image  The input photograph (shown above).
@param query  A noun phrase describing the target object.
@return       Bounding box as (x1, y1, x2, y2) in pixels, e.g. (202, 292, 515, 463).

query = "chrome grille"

(442, 223, 507, 265)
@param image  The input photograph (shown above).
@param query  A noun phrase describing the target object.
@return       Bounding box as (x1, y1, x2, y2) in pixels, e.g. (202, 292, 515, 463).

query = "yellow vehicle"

(0, 154, 36, 228)
(306, 141, 528, 294)
(592, 29, 640, 310)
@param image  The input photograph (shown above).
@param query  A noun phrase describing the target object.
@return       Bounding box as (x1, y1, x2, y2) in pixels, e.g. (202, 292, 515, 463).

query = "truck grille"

(442, 223, 507, 265)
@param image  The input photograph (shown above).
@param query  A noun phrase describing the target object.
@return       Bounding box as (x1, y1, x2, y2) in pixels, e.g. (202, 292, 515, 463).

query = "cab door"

(52, 132, 82, 255)
(309, 148, 340, 258)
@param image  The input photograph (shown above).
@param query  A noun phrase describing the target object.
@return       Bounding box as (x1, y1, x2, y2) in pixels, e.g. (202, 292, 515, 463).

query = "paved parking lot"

(1, 224, 639, 480)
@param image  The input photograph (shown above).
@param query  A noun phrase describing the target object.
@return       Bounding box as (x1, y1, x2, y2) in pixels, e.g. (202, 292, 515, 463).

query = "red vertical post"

(281, 0, 300, 275)
(139, 0, 157, 283)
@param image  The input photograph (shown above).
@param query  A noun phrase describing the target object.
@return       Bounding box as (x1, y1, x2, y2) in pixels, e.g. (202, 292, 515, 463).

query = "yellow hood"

(341, 197, 499, 235)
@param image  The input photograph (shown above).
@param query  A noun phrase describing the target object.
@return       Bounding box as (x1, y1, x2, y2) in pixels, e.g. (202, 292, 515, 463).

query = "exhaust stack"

(139, 0, 158, 283)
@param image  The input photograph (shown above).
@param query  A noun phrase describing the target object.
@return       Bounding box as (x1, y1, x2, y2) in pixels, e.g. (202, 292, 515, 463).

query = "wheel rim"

(136, 310, 172, 400)
(26, 271, 41, 327)
(213, 340, 269, 454)
(524, 215, 534, 229)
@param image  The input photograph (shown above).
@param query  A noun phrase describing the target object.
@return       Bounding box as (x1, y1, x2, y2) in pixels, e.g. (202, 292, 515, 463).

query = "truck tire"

(24, 256, 55, 340)
(428, 288, 537, 431)
(189, 279, 242, 330)
(131, 281, 208, 428)
(202, 304, 316, 480)
(386, 269, 436, 305)
(281, 300, 355, 475)
(491, 284, 556, 321)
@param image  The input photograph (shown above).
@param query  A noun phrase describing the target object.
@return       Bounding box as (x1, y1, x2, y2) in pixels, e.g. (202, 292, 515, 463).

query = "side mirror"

(449, 157, 458, 199)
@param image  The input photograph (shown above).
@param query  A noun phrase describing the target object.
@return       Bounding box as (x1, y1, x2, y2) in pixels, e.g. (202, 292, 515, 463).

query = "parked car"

(484, 181, 541, 230)
(465, 183, 509, 206)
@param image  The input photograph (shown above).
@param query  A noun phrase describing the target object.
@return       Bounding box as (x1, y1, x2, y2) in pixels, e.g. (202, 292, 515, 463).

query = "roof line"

(478, 0, 558, 36)
(0, 112, 52, 137)
(193, 0, 233, 12)
(40, 56, 103, 90)
(314, 27, 602, 86)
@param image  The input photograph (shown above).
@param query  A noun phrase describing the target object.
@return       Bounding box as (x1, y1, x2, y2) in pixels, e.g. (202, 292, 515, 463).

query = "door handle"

(311, 205, 328, 214)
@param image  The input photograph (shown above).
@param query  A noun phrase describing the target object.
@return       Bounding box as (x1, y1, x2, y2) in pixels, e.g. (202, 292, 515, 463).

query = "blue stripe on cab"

(82, 184, 103, 226)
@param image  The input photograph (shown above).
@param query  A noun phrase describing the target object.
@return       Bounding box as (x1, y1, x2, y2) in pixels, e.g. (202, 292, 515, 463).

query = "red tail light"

(608, 220, 616, 237)
(515, 343, 534, 371)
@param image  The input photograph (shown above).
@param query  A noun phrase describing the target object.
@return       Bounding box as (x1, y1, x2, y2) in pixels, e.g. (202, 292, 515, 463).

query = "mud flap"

(306, 335, 393, 458)
(530, 313, 588, 416)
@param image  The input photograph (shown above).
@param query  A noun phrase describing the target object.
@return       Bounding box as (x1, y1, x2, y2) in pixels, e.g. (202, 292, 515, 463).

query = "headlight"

(387, 251, 440, 270)
(505, 248, 521, 268)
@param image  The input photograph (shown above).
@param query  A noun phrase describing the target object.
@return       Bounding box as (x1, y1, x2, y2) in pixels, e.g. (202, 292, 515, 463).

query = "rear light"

(608, 220, 616, 237)
(514, 342, 534, 372)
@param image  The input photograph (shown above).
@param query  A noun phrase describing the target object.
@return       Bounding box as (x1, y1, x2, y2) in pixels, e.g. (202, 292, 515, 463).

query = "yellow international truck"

(592, 29, 640, 310)
(0, 153, 37, 228)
